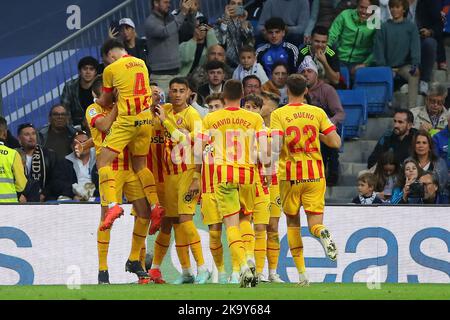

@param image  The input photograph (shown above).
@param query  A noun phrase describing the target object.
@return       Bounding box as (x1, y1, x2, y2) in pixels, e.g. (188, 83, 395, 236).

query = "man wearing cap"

(61, 56, 99, 128)
(117, 18, 149, 66)
(299, 56, 345, 186)
(15, 123, 72, 202)
(0, 118, 26, 203)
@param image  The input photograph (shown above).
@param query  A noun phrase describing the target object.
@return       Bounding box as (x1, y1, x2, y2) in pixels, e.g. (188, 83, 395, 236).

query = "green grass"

(0, 283, 448, 300)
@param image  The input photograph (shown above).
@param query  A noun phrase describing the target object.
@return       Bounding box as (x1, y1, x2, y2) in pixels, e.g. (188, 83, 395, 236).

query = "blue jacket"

(432, 127, 450, 169)
(256, 41, 299, 76)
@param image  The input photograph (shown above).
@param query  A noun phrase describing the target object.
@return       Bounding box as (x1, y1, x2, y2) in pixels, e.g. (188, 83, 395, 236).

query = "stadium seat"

(340, 66, 350, 89)
(353, 67, 393, 115)
(337, 89, 368, 139)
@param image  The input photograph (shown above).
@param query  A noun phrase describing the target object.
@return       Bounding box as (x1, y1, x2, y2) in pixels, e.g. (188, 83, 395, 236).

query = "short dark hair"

(169, 77, 190, 88)
(388, 0, 409, 16)
(394, 108, 414, 124)
(48, 104, 68, 117)
(223, 80, 243, 101)
(101, 38, 125, 57)
(358, 0, 379, 5)
(286, 74, 307, 97)
(264, 17, 286, 31)
(239, 45, 256, 56)
(205, 60, 225, 72)
(17, 123, 35, 136)
(419, 171, 439, 187)
(312, 26, 329, 37)
(243, 75, 262, 87)
(243, 94, 263, 109)
(0, 116, 7, 133)
(78, 56, 99, 72)
(358, 172, 377, 188)
(91, 76, 103, 97)
(261, 91, 280, 106)
(205, 93, 224, 105)
(271, 61, 289, 74)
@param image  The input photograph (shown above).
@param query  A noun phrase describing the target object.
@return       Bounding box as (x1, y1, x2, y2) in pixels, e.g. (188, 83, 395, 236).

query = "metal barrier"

(0, 0, 228, 136)
(0, 0, 150, 136)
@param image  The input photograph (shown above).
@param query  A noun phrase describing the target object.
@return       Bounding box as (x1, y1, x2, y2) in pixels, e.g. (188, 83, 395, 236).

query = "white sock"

(182, 268, 192, 276)
(197, 264, 207, 273)
(152, 264, 160, 270)
(269, 269, 277, 276)
(108, 202, 117, 209)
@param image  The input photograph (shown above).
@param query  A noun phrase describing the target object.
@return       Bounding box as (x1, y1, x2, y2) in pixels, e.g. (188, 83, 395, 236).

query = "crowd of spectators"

(2, 0, 450, 204)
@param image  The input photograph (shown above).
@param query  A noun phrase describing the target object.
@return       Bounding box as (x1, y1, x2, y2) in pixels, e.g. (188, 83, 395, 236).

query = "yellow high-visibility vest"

(0, 142, 20, 203)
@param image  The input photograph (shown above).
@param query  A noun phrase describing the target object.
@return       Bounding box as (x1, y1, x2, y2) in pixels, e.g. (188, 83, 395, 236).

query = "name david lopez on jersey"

(211, 117, 253, 129)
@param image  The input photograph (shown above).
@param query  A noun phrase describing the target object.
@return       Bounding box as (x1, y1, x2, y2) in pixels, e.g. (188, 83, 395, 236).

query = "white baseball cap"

(119, 18, 136, 29)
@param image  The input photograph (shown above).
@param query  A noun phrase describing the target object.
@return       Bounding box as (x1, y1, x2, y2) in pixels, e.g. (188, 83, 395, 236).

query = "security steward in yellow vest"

(0, 121, 27, 202)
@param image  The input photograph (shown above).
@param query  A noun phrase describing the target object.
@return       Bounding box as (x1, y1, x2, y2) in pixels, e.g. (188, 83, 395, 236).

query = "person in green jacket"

(0, 118, 27, 203)
(179, 16, 218, 77)
(328, 0, 379, 75)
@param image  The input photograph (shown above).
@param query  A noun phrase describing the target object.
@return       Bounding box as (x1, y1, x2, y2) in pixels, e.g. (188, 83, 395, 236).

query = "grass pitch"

(0, 283, 448, 300)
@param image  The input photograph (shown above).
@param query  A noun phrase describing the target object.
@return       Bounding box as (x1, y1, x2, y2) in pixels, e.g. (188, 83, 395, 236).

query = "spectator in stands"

(61, 56, 99, 128)
(171, 0, 203, 43)
(409, 0, 443, 94)
(432, 113, 450, 195)
(335, 0, 358, 15)
(373, 150, 400, 202)
(38, 104, 77, 160)
(256, 17, 299, 77)
(243, 75, 263, 96)
(115, 18, 149, 64)
(144, 0, 196, 95)
(390, 157, 424, 204)
(262, 61, 289, 105)
(257, 0, 310, 46)
(304, 0, 340, 44)
(179, 16, 219, 77)
(328, 0, 379, 75)
(373, 0, 420, 109)
(242, 93, 264, 113)
(204, 93, 225, 112)
(188, 44, 232, 89)
(197, 60, 226, 101)
(64, 130, 99, 201)
(16, 123, 71, 202)
(0, 119, 26, 203)
(215, 0, 255, 68)
(260, 91, 280, 126)
(367, 108, 418, 169)
(299, 57, 345, 186)
(410, 130, 448, 195)
(418, 171, 449, 204)
(0, 116, 20, 149)
(246, 0, 267, 23)
(351, 172, 383, 204)
(411, 82, 449, 135)
(232, 45, 269, 84)
(299, 26, 341, 86)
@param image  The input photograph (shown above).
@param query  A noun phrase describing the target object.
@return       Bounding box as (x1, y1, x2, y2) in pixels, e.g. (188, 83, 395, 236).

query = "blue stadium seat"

(353, 67, 393, 115)
(337, 89, 368, 139)
(340, 66, 350, 89)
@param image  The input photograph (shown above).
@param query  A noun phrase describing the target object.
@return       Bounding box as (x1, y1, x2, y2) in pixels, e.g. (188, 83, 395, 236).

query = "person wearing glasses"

(410, 82, 449, 136)
(38, 104, 77, 160)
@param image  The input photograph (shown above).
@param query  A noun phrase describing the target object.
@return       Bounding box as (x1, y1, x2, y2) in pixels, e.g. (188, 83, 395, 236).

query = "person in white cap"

(117, 18, 149, 64)
(299, 56, 345, 186)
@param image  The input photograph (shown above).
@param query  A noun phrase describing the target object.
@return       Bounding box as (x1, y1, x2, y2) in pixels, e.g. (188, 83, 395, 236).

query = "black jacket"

(416, 0, 443, 39)
(367, 128, 418, 169)
(16, 145, 72, 202)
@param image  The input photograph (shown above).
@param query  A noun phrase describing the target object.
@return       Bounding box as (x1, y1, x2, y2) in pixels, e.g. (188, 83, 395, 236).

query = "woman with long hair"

(390, 158, 425, 204)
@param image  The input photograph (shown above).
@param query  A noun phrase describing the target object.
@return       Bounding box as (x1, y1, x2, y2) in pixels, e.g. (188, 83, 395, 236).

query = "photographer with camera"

(401, 171, 449, 204)
(215, 0, 254, 68)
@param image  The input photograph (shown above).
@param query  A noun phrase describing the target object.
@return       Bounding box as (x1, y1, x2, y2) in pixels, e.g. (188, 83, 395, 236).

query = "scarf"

(359, 192, 377, 204)
(235, 62, 260, 81)
(29, 145, 46, 189)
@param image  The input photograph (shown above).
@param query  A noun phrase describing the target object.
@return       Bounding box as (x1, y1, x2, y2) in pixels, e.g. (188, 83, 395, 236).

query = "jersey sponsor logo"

(183, 192, 194, 204)
(176, 118, 183, 126)
(276, 196, 281, 206)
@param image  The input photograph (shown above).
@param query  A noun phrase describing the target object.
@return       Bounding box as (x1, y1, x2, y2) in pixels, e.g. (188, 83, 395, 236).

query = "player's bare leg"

(286, 213, 309, 286)
(267, 217, 284, 283)
(132, 156, 165, 234)
(125, 198, 151, 284)
(97, 148, 124, 230)
(208, 223, 228, 284)
(179, 214, 210, 284)
(307, 213, 337, 262)
(148, 216, 176, 284)
(97, 206, 110, 284)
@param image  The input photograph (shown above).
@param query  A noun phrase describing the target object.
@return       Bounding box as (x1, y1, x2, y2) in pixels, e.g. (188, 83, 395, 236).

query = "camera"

(408, 181, 424, 199)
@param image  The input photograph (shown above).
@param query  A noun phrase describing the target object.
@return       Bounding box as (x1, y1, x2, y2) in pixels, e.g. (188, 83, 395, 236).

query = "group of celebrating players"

(78, 38, 340, 288)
